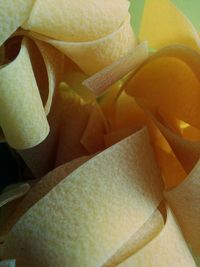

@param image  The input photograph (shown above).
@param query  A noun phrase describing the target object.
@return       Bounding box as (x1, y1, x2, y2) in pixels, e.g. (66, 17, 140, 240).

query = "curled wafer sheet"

(18, 92, 63, 178)
(0, 0, 34, 46)
(125, 42, 200, 132)
(83, 42, 148, 96)
(0, 38, 49, 149)
(33, 40, 65, 115)
(142, 113, 200, 187)
(125, 55, 200, 129)
(104, 208, 164, 266)
(18, 83, 94, 177)
(153, 117, 200, 173)
(2, 128, 163, 267)
(29, 14, 136, 75)
(22, 0, 130, 42)
(118, 205, 196, 267)
(0, 156, 91, 238)
(9, 33, 65, 115)
(165, 158, 200, 254)
(139, 0, 200, 50)
(146, 119, 187, 189)
(120, 43, 200, 185)
(147, 119, 200, 255)
(151, 45, 200, 78)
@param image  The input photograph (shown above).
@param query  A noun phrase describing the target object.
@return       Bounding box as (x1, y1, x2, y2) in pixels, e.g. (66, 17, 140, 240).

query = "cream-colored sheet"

(2, 129, 163, 267)
(0, 38, 49, 149)
(118, 205, 196, 267)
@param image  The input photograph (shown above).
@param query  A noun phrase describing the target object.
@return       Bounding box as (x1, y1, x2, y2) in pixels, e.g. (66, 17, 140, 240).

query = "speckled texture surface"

(0, 38, 49, 149)
(0, 156, 91, 238)
(2, 129, 163, 267)
(23, 0, 130, 42)
(104, 209, 164, 266)
(119, 205, 196, 267)
(30, 15, 136, 75)
(0, 0, 34, 45)
(165, 159, 200, 255)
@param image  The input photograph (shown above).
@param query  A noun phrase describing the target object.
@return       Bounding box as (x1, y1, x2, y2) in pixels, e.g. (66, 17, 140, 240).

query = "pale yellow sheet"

(165, 159, 200, 254)
(1, 0, 200, 265)
(83, 42, 148, 95)
(0, 38, 49, 149)
(18, 82, 94, 176)
(29, 14, 136, 75)
(104, 208, 164, 267)
(0, 0, 136, 152)
(0, 156, 91, 239)
(2, 129, 163, 267)
(23, 0, 130, 42)
(139, 0, 200, 50)
(0, 0, 34, 46)
(118, 205, 196, 267)
(20, 0, 136, 75)
(18, 89, 64, 178)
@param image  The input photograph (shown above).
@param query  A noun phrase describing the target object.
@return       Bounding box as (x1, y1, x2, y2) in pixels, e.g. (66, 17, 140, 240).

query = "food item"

(1, 0, 200, 266)
(0, 0, 136, 150)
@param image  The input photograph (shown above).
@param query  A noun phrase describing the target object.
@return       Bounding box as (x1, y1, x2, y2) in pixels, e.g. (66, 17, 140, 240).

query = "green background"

(130, 0, 200, 35)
